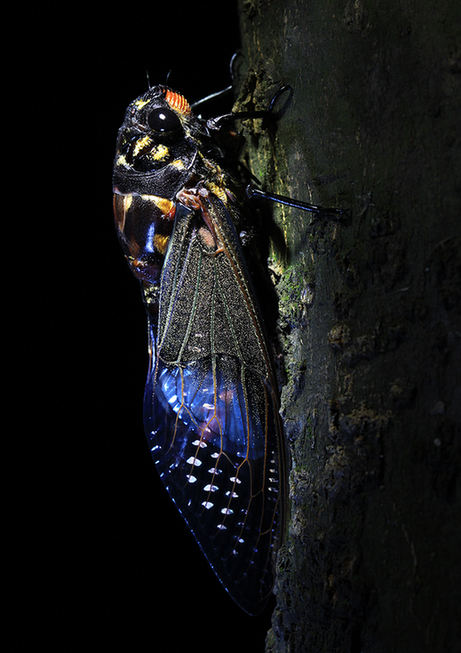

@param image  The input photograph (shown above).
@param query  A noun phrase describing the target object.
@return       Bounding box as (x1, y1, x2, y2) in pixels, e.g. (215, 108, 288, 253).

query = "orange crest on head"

(164, 89, 191, 116)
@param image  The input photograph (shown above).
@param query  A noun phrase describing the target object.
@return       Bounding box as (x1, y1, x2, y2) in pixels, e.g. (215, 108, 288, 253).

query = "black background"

(12, 3, 274, 651)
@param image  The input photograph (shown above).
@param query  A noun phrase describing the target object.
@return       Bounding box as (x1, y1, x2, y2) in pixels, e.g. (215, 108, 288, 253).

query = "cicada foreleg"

(176, 187, 226, 255)
(206, 84, 293, 131)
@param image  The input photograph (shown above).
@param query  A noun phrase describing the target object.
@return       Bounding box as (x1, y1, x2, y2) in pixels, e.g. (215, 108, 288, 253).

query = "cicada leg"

(246, 185, 349, 220)
(190, 52, 240, 112)
(176, 187, 225, 254)
(206, 84, 293, 130)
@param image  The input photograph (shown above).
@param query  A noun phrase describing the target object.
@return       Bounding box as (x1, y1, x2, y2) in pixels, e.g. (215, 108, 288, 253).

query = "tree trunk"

(236, 1, 461, 651)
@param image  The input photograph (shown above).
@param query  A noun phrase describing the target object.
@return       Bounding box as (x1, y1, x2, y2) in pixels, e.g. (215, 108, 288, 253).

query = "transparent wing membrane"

(144, 352, 282, 613)
(155, 356, 269, 459)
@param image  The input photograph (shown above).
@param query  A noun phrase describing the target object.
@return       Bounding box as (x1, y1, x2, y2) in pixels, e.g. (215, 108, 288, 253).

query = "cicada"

(113, 83, 345, 614)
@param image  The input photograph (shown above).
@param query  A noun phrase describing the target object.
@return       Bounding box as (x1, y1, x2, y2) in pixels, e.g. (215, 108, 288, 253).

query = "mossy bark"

(236, 1, 461, 651)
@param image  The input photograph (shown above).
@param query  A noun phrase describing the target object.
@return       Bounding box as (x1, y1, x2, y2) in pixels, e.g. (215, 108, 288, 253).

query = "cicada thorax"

(113, 85, 223, 283)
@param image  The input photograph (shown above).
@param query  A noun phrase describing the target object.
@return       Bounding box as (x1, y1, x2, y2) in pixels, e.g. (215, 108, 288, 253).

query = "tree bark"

(236, 1, 461, 651)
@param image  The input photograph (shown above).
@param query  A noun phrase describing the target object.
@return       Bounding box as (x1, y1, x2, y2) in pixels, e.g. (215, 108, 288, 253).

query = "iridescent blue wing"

(143, 199, 286, 615)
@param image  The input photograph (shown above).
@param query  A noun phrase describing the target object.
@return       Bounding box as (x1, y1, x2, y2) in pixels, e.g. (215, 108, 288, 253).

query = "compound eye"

(147, 107, 181, 133)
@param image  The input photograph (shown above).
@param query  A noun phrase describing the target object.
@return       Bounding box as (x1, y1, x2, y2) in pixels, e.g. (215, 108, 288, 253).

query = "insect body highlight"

(113, 85, 286, 614)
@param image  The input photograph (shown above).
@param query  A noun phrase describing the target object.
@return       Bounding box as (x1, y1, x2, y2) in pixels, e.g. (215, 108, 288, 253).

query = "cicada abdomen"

(113, 85, 286, 614)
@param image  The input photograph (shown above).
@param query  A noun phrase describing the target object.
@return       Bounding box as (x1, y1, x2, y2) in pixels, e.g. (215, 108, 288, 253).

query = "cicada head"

(113, 86, 203, 198)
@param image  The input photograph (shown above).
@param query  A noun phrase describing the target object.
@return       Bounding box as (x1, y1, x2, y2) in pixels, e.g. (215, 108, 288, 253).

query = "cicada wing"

(144, 201, 286, 614)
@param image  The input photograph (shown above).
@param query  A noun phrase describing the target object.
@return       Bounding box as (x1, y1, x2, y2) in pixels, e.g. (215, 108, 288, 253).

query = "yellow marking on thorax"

(133, 135, 152, 157)
(170, 159, 185, 169)
(140, 194, 174, 214)
(207, 182, 228, 204)
(153, 233, 170, 254)
(134, 98, 150, 109)
(116, 154, 129, 167)
(151, 144, 170, 161)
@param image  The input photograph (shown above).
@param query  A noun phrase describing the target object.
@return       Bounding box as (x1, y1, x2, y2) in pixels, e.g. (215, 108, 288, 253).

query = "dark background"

(12, 3, 273, 651)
